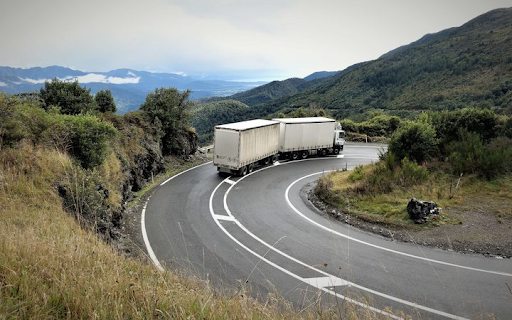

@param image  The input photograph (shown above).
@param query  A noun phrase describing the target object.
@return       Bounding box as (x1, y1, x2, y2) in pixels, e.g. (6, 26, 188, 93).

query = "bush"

(43, 114, 117, 169)
(389, 121, 438, 163)
(448, 130, 512, 179)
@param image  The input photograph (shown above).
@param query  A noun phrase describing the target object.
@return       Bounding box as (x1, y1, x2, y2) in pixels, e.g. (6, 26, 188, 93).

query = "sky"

(1, 0, 512, 81)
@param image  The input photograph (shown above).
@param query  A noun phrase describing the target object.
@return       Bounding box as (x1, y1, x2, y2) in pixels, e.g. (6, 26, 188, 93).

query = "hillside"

(191, 99, 250, 143)
(248, 8, 512, 120)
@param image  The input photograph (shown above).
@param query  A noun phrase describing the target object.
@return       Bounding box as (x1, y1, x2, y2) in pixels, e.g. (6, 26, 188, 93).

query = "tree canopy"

(95, 90, 116, 113)
(40, 79, 97, 115)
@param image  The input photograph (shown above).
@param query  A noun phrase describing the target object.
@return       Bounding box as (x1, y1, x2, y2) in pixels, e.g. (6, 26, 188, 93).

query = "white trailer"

(272, 117, 345, 160)
(213, 119, 279, 176)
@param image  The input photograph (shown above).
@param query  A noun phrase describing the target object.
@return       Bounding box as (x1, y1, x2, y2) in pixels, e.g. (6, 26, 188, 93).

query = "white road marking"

(224, 178, 236, 185)
(161, 161, 212, 185)
(218, 171, 471, 320)
(209, 179, 402, 320)
(303, 276, 349, 288)
(141, 195, 164, 272)
(336, 154, 345, 158)
(285, 172, 512, 278)
(214, 214, 235, 221)
(142, 161, 213, 271)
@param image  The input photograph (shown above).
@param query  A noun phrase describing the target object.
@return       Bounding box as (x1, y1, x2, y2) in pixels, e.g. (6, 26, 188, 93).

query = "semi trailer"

(213, 119, 279, 176)
(213, 117, 345, 176)
(273, 117, 345, 160)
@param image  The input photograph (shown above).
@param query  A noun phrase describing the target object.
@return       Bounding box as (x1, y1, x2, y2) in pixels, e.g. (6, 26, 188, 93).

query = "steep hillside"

(252, 8, 512, 120)
(191, 99, 250, 143)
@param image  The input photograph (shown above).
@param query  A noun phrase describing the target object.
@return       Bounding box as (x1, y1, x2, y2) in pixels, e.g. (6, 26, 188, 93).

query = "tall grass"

(0, 144, 399, 319)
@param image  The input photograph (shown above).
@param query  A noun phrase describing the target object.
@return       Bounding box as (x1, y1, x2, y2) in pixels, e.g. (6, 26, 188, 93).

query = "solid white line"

(141, 196, 164, 272)
(285, 172, 512, 278)
(161, 161, 212, 185)
(142, 161, 212, 271)
(337, 155, 345, 158)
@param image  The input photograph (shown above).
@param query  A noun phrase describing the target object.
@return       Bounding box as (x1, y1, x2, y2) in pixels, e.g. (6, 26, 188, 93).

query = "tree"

(140, 88, 195, 156)
(40, 79, 97, 115)
(95, 90, 116, 113)
(389, 121, 438, 163)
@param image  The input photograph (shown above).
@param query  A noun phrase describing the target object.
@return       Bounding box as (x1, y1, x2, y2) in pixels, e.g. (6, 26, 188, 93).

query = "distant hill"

(0, 66, 266, 113)
(249, 7, 512, 120)
(303, 71, 339, 81)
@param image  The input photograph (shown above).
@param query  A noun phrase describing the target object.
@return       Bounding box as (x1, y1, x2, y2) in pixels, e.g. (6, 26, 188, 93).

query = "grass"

(316, 163, 512, 229)
(0, 144, 404, 319)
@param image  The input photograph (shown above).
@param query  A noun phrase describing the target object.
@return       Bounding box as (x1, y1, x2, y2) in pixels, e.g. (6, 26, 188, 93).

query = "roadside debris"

(407, 198, 443, 224)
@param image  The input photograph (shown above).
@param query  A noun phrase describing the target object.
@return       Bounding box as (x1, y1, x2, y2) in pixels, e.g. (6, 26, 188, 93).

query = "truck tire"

(263, 157, 270, 165)
(238, 166, 247, 176)
(320, 149, 327, 157)
(272, 155, 278, 163)
(333, 148, 340, 155)
(291, 152, 299, 160)
(248, 163, 254, 173)
(301, 151, 309, 159)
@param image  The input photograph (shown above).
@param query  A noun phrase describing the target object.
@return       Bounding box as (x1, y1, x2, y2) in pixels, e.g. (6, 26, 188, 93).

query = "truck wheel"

(263, 157, 270, 165)
(238, 166, 247, 176)
(291, 152, 299, 160)
(272, 155, 278, 163)
(333, 148, 340, 155)
(320, 149, 327, 157)
(301, 151, 309, 159)
(248, 163, 254, 173)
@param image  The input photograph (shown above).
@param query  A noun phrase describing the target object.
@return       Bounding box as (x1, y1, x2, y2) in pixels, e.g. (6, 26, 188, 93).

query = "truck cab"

(334, 122, 345, 151)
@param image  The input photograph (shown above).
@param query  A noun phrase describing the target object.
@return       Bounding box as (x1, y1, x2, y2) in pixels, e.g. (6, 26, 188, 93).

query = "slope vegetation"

(251, 8, 512, 120)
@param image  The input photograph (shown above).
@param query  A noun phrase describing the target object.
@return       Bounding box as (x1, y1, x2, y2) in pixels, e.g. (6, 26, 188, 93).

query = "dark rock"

(407, 198, 438, 224)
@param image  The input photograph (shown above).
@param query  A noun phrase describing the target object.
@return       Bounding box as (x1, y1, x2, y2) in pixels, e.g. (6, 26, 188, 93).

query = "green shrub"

(448, 131, 512, 179)
(389, 121, 438, 163)
(43, 115, 117, 169)
(348, 165, 365, 182)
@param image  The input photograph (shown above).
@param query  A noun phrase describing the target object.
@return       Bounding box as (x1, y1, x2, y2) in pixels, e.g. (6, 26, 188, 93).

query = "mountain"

(303, 71, 339, 81)
(248, 7, 512, 120)
(215, 71, 339, 107)
(0, 66, 266, 113)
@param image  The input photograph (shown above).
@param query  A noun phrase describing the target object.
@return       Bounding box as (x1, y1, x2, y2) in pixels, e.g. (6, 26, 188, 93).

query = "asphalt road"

(143, 143, 512, 319)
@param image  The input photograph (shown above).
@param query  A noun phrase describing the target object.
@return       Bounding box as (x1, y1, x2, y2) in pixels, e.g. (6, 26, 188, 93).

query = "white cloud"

(22, 78, 47, 84)
(0, 81, 7, 86)
(72, 73, 141, 84)
(20, 73, 141, 85)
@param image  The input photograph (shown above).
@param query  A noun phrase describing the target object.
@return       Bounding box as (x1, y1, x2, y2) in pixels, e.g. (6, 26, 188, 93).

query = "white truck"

(213, 117, 345, 176)
(213, 119, 280, 176)
(273, 117, 345, 160)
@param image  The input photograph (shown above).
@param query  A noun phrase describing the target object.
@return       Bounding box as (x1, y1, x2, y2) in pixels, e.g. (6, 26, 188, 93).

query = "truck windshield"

(339, 132, 345, 139)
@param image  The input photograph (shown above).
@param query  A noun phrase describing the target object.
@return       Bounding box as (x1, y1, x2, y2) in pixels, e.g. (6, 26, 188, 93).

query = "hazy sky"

(1, 0, 512, 80)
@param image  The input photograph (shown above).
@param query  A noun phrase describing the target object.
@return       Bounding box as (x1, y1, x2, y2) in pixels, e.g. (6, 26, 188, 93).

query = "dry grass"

(318, 164, 512, 229)
(0, 144, 402, 319)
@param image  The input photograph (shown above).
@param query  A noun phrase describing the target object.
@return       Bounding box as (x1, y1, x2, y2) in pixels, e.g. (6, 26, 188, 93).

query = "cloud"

(0, 81, 7, 87)
(21, 73, 141, 85)
(72, 74, 141, 84)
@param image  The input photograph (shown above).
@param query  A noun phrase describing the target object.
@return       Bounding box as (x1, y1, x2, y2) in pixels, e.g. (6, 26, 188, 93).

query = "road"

(143, 143, 512, 319)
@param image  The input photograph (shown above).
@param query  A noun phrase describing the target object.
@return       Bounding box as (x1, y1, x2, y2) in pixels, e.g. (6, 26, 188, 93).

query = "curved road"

(143, 144, 512, 319)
